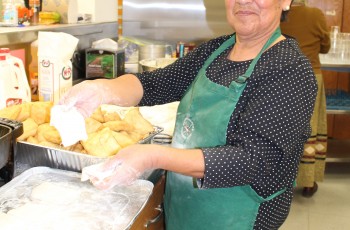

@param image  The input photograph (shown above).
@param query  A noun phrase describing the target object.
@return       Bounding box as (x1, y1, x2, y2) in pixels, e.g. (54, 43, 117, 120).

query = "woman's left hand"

(90, 144, 158, 190)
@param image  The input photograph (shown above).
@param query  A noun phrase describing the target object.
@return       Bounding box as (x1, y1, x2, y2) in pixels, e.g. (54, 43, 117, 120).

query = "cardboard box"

(42, 0, 78, 24)
(38, 57, 73, 104)
(85, 48, 125, 79)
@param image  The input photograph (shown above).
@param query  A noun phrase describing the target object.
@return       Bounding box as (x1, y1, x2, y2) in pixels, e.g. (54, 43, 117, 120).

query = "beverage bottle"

(1, 0, 18, 26)
(0, 48, 31, 109)
(29, 40, 39, 101)
(29, 0, 40, 25)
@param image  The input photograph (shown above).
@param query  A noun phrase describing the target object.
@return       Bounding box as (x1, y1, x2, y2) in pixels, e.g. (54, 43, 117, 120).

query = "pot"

(139, 57, 178, 72)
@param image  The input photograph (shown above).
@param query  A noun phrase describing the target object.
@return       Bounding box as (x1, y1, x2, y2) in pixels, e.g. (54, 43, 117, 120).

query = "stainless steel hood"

(122, 0, 233, 45)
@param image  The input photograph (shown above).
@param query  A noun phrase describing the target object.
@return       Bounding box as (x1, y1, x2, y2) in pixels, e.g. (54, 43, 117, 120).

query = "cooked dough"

(16, 103, 32, 121)
(38, 141, 62, 149)
(0, 104, 21, 120)
(81, 127, 122, 157)
(42, 125, 62, 145)
(36, 123, 52, 142)
(103, 111, 121, 122)
(30, 101, 53, 125)
(112, 131, 137, 148)
(85, 117, 103, 134)
(103, 120, 134, 132)
(123, 107, 154, 136)
(90, 106, 105, 123)
(17, 118, 38, 141)
(26, 136, 40, 144)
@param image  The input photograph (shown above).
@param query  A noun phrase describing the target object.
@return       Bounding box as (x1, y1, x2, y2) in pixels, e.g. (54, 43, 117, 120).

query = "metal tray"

(13, 126, 163, 177)
(0, 167, 153, 230)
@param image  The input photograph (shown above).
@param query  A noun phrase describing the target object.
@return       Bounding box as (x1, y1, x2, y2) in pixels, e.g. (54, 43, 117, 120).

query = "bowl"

(139, 58, 178, 72)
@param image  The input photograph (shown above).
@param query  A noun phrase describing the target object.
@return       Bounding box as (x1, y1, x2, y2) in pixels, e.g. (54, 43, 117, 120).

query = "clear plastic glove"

(59, 80, 104, 118)
(81, 144, 157, 190)
(90, 160, 141, 190)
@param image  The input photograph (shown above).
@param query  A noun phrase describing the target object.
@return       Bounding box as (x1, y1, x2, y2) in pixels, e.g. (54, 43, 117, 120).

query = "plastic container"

(28, 40, 39, 101)
(1, 0, 18, 26)
(0, 48, 31, 109)
(29, 0, 40, 25)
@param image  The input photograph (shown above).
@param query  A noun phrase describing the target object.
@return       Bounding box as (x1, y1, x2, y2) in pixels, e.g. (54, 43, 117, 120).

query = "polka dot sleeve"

(135, 35, 233, 106)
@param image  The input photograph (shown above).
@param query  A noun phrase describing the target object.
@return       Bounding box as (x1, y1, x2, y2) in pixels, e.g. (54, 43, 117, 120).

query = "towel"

(50, 105, 88, 147)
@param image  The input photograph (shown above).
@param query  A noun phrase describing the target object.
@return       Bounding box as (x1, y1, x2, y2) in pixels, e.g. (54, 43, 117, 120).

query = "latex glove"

(89, 160, 141, 190)
(83, 144, 157, 190)
(59, 80, 104, 118)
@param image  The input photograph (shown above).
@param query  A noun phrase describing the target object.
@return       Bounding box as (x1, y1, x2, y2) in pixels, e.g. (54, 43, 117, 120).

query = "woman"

(60, 0, 317, 229)
(280, 0, 330, 197)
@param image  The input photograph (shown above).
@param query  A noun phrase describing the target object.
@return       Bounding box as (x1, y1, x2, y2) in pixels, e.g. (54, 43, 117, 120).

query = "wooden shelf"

(327, 138, 350, 163)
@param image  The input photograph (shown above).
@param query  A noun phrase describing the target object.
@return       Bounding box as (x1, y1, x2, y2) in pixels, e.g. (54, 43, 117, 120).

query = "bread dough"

(0, 212, 20, 230)
(30, 182, 81, 205)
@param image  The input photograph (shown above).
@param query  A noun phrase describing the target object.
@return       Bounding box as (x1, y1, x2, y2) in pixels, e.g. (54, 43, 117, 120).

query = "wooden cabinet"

(130, 175, 166, 230)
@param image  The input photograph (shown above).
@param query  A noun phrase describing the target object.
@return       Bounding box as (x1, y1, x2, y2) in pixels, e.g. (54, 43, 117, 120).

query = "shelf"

(0, 21, 118, 50)
(326, 139, 350, 163)
(326, 90, 350, 114)
(321, 63, 350, 73)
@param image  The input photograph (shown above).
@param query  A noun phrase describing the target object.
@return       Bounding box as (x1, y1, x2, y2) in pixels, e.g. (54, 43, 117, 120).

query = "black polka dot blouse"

(136, 34, 317, 230)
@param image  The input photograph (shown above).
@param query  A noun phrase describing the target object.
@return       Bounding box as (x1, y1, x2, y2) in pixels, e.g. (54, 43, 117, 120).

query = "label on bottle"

(2, 3, 18, 26)
(29, 71, 39, 101)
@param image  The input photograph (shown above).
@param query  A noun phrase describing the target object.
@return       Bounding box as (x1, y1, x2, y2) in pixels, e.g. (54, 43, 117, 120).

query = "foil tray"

(13, 126, 163, 177)
(0, 167, 154, 230)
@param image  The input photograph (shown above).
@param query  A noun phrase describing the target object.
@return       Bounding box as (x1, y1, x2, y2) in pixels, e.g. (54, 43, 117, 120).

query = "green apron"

(164, 28, 285, 230)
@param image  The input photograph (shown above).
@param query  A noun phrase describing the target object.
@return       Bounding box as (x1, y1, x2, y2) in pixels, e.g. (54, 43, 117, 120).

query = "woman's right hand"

(59, 80, 103, 118)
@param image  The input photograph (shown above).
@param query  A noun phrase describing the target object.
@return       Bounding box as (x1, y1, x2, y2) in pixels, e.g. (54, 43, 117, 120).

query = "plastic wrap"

(0, 167, 153, 230)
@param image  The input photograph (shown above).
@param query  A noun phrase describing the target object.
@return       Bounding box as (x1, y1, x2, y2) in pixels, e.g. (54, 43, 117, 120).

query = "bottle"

(1, 0, 18, 26)
(0, 48, 31, 109)
(29, 40, 39, 101)
(29, 0, 39, 25)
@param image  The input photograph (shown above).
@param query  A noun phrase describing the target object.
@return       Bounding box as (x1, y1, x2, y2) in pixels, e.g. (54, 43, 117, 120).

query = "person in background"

(281, 0, 330, 198)
(60, 0, 317, 229)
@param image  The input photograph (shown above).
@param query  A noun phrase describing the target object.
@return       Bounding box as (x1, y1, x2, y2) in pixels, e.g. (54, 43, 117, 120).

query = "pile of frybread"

(0, 102, 155, 157)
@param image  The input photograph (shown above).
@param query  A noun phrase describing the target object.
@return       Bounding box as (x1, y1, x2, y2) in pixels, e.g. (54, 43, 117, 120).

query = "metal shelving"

(321, 64, 350, 114)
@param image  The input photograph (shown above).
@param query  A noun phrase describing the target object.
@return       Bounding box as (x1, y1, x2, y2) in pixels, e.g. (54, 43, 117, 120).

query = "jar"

(29, 0, 40, 25)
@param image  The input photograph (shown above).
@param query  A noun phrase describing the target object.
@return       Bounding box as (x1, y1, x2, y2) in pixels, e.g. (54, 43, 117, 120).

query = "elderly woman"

(281, 0, 330, 198)
(60, 0, 317, 229)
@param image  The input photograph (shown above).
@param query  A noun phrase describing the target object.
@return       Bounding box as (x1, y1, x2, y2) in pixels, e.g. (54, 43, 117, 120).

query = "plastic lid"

(0, 48, 10, 54)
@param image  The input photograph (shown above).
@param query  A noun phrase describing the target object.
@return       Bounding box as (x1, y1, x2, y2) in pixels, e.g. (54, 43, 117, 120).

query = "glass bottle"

(29, 0, 39, 25)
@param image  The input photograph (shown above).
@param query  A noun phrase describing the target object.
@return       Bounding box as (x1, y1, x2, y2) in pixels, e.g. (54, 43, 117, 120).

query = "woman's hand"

(59, 80, 104, 118)
(90, 144, 159, 190)
(85, 143, 205, 190)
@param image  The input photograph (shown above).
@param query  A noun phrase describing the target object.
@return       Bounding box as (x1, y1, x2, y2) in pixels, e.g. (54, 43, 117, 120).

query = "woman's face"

(225, 0, 291, 39)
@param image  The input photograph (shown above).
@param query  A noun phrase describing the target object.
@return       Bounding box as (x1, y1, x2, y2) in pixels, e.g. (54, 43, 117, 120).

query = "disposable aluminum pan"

(13, 126, 163, 177)
(0, 166, 154, 230)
